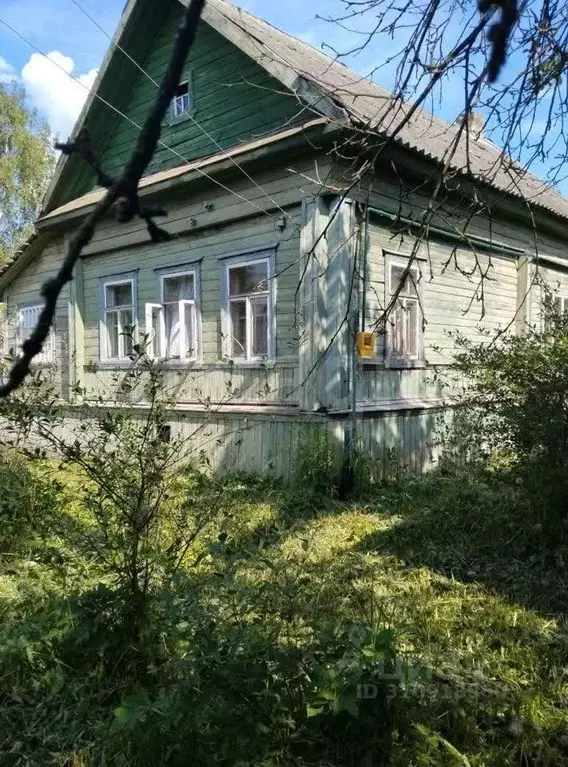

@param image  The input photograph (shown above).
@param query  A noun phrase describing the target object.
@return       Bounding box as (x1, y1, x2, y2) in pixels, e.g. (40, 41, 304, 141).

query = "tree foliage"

(0, 82, 53, 264)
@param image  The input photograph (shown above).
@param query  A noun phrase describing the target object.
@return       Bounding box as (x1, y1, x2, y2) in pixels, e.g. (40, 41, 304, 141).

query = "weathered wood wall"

(3, 240, 71, 396)
(99, 9, 305, 183)
(5, 156, 337, 411)
(5, 148, 568, 481)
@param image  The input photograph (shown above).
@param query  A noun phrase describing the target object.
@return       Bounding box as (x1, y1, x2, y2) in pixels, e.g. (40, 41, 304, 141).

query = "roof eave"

(37, 116, 338, 229)
(0, 231, 55, 291)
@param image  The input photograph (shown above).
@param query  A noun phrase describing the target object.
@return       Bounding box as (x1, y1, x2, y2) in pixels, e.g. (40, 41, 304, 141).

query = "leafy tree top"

(0, 82, 53, 264)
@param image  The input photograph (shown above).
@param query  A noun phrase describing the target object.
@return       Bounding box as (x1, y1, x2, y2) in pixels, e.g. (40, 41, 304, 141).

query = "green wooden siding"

(97, 5, 303, 182)
(80, 200, 303, 405)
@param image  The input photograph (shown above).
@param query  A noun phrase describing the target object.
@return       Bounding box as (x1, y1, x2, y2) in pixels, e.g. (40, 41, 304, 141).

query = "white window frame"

(221, 250, 276, 362)
(384, 253, 424, 365)
(100, 274, 137, 363)
(145, 267, 200, 362)
(17, 304, 56, 365)
(170, 71, 194, 121)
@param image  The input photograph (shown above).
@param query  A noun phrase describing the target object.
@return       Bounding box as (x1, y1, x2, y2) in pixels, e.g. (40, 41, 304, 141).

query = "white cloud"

(21, 50, 97, 139)
(0, 56, 16, 84)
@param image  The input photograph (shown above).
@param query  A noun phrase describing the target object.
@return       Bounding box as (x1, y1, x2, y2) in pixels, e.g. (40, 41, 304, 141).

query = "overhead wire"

(69, 0, 291, 220)
(0, 14, 274, 220)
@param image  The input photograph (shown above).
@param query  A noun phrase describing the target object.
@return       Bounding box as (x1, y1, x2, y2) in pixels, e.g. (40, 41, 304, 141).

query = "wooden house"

(2, 0, 568, 479)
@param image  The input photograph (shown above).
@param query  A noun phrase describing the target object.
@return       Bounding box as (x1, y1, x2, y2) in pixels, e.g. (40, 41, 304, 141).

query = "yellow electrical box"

(357, 331, 375, 358)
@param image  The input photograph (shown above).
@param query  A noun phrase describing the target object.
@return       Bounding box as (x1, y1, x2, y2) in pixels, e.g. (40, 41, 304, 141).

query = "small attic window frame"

(168, 69, 195, 124)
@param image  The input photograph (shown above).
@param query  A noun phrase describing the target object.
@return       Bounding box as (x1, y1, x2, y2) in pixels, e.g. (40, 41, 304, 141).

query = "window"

(171, 80, 191, 119)
(101, 277, 136, 361)
(17, 305, 55, 364)
(553, 295, 568, 315)
(386, 255, 423, 361)
(222, 253, 275, 361)
(145, 269, 199, 361)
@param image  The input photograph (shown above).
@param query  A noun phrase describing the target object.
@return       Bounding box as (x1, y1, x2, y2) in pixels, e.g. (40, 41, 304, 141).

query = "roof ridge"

(206, 0, 343, 68)
(203, 0, 568, 220)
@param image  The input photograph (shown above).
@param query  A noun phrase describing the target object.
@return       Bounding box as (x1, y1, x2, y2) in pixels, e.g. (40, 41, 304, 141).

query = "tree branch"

(0, 0, 206, 398)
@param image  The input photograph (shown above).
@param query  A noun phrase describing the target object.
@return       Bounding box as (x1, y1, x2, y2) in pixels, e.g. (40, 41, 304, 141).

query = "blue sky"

(0, 0, 564, 193)
(0, 0, 408, 137)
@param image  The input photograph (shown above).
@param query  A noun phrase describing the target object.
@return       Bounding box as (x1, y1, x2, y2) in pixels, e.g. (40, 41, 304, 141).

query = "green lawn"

(1, 465, 567, 765)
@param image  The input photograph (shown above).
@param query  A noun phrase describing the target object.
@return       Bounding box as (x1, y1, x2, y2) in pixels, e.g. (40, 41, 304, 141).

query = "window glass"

(229, 262, 268, 296)
(18, 305, 55, 363)
(106, 311, 119, 359)
(224, 257, 272, 360)
(173, 82, 191, 117)
(230, 300, 247, 358)
(391, 265, 417, 297)
(251, 296, 268, 356)
(184, 303, 195, 357)
(389, 260, 421, 359)
(149, 305, 162, 358)
(102, 278, 135, 360)
(163, 274, 194, 303)
(164, 302, 181, 358)
(106, 282, 132, 308)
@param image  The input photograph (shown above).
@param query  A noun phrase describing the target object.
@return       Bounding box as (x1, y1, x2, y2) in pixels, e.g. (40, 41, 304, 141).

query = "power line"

(0, 14, 273, 219)
(69, 0, 291, 220)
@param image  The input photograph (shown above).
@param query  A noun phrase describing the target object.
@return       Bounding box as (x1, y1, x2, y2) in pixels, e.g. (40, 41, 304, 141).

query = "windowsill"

(88, 357, 298, 372)
(165, 109, 196, 128)
(359, 358, 428, 370)
(94, 360, 136, 370)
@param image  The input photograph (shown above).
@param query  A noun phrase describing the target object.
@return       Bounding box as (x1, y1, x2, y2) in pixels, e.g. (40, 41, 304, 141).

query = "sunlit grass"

(1, 462, 568, 765)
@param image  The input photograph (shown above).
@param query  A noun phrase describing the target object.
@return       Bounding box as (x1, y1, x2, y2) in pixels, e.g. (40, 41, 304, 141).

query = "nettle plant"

(0, 342, 227, 641)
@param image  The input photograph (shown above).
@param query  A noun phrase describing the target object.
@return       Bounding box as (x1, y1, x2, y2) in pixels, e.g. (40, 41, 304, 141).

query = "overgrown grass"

(1, 461, 568, 765)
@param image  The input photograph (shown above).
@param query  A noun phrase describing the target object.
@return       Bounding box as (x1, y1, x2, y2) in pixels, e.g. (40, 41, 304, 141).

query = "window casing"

(553, 295, 568, 315)
(101, 277, 136, 362)
(17, 305, 55, 364)
(145, 268, 199, 361)
(171, 77, 192, 120)
(385, 255, 423, 363)
(222, 253, 275, 361)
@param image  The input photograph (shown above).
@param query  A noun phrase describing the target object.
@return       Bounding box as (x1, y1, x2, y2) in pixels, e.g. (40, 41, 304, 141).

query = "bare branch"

(0, 0, 206, 398)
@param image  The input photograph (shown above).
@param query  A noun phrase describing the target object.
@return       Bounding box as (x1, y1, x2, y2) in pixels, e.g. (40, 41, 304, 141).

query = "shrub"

(294, 429, 339, 495)
(447, 298, 568, 537)
(0, 350, 223, 646)
(0, 449, 59, 554)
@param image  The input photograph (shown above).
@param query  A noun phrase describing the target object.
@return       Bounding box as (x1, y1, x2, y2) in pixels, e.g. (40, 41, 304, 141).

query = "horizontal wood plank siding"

(99, 7, 305, 184)
(359, 212, 518, 402)
(76, 157, 323, 404)
(531, 262, 568, 328)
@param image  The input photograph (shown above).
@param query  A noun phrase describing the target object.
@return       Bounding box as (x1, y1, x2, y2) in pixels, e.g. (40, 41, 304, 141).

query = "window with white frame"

(145, 268, 199, 361)
(171, 79, 192, 119)
(223, 255, 274, 361)
(386, 255, 423, 360)
(18, 305, 55, 364)
(101, 278, 136, 361)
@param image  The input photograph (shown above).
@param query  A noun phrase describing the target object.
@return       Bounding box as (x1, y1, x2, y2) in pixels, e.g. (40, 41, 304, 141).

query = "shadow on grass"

(3, 468, 568, 766)
(357, 465, 568, 618)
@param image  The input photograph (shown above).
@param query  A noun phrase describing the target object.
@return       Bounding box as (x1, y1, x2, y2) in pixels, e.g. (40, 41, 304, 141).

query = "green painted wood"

(53, 1, 304, 207)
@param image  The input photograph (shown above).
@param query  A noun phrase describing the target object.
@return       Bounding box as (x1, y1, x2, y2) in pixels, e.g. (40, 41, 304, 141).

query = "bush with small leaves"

(446, 294, 568, 539)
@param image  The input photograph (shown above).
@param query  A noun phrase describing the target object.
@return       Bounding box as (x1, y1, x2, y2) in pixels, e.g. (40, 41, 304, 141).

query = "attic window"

(172, 80, 191, 119)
